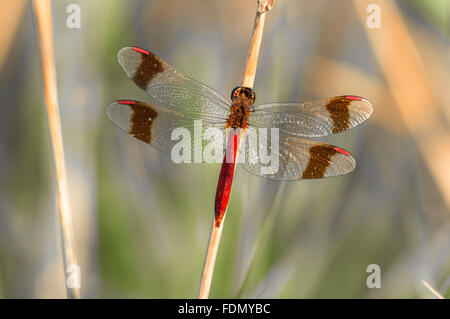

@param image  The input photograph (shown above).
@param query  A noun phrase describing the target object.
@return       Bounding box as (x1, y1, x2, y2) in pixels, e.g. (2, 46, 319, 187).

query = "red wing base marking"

(117, 100, 136, 105)
(334, 146, 351, 156)
(344, 95, 363, 101)
(132, 47, 150, 55)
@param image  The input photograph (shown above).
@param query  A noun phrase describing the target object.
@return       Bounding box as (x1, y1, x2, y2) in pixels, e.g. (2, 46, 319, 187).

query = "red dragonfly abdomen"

(214, 132, 241, 227)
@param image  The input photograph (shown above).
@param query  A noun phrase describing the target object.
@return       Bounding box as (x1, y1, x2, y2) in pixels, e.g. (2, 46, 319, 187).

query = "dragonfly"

(107, 47, 373, 227)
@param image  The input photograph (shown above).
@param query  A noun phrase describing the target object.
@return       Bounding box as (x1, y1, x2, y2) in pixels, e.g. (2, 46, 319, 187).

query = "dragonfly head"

(231, 86, 255, 105)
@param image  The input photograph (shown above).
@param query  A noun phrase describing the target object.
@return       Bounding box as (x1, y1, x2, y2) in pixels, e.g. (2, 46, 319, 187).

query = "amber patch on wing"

(326, 97, 351, 133)
(132, 50, 164, 90)
(301, 145, 338, 179)
(128, 102, 158, 143)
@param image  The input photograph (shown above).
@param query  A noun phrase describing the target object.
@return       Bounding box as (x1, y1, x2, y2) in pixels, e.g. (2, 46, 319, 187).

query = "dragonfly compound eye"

(231, 86, 256, 104)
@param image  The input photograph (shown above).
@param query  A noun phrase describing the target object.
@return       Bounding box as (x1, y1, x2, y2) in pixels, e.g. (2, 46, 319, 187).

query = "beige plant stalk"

(198, 0, 274, 299)
(33, 0, 80, 298)
(421, 280, 444, 299)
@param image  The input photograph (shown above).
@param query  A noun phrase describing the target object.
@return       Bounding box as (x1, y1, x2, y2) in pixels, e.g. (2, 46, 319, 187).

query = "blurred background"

(0, 0, 448, 298)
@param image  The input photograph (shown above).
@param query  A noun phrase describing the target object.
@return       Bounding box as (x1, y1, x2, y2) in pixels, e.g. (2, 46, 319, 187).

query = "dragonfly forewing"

(249, 95, 373, 138)
(117, 47, 231, 119)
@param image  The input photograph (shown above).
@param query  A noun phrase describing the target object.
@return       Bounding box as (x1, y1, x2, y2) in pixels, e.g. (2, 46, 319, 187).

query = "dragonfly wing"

(249, 96, 373, 137)
(239, 129, 355, 180)
(117, 47, 231, 120)
(107, 100, 226, 160)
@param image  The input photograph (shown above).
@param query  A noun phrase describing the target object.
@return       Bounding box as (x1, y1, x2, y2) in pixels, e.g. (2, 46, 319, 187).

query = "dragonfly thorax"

(227, 86, 255, 129)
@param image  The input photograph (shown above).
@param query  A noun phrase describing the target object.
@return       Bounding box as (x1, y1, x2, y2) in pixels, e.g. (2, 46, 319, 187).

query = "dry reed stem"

(198, 0, 274, 299)
(352, 0, 450, 209)
(0, 0, 26, 70)
(242, 0, 274, 88)
(33, 0, 80, 299)
(421, 280, 444, 299)
(198, 216, 225, 299)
